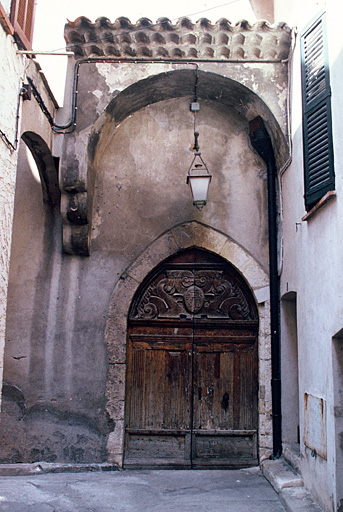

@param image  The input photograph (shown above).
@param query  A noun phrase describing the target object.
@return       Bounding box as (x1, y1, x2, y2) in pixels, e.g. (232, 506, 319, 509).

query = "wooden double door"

(124, 249, 259, 468)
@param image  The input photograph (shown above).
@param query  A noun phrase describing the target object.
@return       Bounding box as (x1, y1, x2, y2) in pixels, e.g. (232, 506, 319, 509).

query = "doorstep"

(262, 458, 324, 512)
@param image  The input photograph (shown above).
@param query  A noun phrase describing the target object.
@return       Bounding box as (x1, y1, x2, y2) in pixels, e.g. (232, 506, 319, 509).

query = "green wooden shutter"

(301, 12, 334, 211)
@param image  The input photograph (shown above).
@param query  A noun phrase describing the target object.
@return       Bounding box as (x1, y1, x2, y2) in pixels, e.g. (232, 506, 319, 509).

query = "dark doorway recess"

(124, 248, 259, 469)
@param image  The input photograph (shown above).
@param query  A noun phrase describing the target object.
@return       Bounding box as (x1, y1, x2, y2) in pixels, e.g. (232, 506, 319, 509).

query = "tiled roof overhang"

(64, 16, 292, 61)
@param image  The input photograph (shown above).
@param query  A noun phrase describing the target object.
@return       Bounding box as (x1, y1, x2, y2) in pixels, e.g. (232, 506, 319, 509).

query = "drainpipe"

(249, 116, 282, 459)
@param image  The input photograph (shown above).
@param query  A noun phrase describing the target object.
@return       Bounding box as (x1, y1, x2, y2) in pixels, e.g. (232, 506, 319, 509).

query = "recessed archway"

(125, 247, 259, 468)
(104, 221, 272, 466)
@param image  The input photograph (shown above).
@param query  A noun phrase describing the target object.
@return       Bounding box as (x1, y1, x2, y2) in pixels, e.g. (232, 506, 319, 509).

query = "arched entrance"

(124, 248, 259, 468)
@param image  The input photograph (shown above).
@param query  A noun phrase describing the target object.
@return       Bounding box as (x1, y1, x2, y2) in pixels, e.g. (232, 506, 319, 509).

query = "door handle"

(221, 393, 229, 411)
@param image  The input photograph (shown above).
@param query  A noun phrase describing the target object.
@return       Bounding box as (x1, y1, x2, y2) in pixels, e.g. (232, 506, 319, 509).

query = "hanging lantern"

(187, 132, 212, 210)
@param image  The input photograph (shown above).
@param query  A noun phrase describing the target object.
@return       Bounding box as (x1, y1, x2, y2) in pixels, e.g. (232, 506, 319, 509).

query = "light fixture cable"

(191, 65, 200, 151)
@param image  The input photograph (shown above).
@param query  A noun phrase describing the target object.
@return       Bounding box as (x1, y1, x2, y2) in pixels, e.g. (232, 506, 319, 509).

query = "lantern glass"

(188, 175, 211, 209)
(187, 152, 212, 210)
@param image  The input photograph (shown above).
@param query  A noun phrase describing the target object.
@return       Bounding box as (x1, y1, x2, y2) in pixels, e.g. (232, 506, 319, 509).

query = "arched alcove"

(62, 69, 289, 255)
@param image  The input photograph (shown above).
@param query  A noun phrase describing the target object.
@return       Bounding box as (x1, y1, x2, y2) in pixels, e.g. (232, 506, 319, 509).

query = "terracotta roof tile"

(64, 16, 292, 61)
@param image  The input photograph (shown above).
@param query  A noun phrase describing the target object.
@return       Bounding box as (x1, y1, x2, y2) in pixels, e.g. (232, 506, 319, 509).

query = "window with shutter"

(300, 12, 335, 211)
(10, 0, 36, 50)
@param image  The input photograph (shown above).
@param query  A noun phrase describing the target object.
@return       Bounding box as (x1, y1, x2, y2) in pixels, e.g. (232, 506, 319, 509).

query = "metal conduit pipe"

(24, 56, 289, 134)
(249, 116, 282, 459)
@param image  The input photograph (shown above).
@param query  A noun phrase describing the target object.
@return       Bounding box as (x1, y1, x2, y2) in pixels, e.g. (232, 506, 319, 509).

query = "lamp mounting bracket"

(193, 131, 200, 152)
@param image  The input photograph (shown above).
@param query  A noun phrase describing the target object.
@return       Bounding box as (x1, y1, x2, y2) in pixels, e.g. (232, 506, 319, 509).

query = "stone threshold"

(0, 462, 119, 476)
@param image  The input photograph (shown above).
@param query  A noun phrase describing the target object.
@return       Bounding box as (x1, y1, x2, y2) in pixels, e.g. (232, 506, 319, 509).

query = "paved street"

(0, 468, 286, 512)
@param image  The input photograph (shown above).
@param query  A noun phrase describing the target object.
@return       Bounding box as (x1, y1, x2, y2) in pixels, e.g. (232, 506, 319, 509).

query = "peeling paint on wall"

(304, 392, 327, 460)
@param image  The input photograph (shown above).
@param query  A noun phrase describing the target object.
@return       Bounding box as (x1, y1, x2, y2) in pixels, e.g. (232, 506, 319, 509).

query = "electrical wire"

(49, 0, 243, 53)
(25, 52, 290, 135)
(0, 83, 23, 153)
(25, 8, 292, 134)
(0, 60, 37, 152)
(192, 65, 199, 140)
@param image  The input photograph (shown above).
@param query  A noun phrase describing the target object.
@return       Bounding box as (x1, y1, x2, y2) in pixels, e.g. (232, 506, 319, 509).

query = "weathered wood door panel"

(192, 329, 258, 467)
(124, 249, 258, 468)
(125, 329, 193, 467)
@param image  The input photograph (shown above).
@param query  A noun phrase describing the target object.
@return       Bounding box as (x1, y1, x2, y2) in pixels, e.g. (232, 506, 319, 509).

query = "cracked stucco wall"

(0, 25, 25, 409)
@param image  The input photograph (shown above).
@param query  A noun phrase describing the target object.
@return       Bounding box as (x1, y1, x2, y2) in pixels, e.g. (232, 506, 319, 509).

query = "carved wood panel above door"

(129, 249, 258, 323)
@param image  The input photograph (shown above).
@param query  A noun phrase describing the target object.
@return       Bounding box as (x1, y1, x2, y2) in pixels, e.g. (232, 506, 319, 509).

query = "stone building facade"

(2, 0, 343, 510)
(1, 12, 292, 466)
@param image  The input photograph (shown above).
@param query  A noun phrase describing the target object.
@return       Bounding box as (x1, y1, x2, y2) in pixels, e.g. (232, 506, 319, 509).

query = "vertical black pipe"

(249, 117, 282, 458)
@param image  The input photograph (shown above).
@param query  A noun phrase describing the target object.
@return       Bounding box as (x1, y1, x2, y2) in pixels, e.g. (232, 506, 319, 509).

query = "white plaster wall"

(276, 0, 343, 510)
(0, 26, 25, 407)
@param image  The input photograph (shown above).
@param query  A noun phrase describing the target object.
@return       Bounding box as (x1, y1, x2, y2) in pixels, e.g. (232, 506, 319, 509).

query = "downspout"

(249, 116, 282, 458)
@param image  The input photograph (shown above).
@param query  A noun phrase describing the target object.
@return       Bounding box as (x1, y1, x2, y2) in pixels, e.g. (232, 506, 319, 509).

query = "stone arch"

(63, 68, 289, 255)
(91, 69, 288, 163)
(21, 131, 60, 207)
(105, 220, 272, 466)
